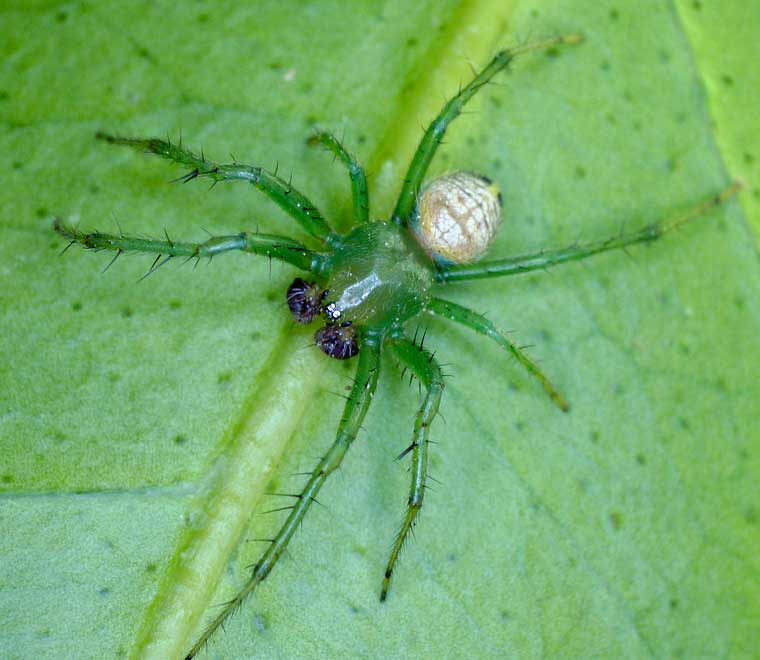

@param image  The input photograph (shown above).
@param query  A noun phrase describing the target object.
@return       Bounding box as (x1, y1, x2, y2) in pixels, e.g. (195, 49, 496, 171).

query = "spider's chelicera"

(54, 34, 739, 659)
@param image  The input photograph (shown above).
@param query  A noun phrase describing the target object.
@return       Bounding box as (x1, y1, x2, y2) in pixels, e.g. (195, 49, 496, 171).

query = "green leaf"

(1, 2, 758, 659)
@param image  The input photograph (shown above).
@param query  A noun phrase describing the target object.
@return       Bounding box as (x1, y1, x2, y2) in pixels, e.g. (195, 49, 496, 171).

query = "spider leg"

(391, 33, 582, 226)
(381, 337, 444, 601)
(184, 335, 381, 660)
(436, 181, 742, 283)
(96, 132, 338, 245)
(54, 219, 323, 274)
(426, 297, 568, 412)
(308, 130, 370, 224)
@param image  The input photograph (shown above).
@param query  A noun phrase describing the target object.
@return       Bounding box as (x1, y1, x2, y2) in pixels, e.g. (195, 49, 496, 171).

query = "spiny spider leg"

(96, 132, 339, 245)
(426, 297, 569, 412)
(436, 181, 742, 283)
(53, 220, 322, 274)
(184, 336, 382, 660)
(391, 33, 583, 226)
(381, 338, 444, 601)
(307, 130, 370, 224)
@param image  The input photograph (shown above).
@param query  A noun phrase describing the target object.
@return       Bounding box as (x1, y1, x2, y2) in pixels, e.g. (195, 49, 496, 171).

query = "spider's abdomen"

(321, 222, 434, 331)
(412, 171, 502, 264)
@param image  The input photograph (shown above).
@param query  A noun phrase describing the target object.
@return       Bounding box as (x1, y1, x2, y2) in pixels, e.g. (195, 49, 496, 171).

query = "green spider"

(54, 34, 739, 659)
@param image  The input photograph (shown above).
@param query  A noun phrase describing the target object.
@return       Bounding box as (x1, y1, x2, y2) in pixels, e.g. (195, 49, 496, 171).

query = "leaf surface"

(1, 2, 758, 659)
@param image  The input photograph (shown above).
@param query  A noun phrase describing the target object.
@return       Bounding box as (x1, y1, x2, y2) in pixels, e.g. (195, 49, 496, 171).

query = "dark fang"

(314, 323, 359, 360)
(286, 278, 321, 324)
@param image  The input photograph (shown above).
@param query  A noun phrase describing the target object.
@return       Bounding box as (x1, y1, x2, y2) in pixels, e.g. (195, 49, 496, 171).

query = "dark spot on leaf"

(635, 453, 646, 466)
(609, 511, 622, 530)
(174, 434, 188, 445)
(71, 301, 82, 312)
(669, 597, 679, 610)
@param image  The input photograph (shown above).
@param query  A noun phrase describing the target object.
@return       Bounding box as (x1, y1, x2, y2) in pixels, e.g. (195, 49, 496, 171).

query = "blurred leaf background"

(1, 1, 758, 659)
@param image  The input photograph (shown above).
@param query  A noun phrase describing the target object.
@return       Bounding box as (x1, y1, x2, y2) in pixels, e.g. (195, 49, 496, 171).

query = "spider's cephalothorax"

(54, 33, 740, 659)
(293, 220, 436, 358)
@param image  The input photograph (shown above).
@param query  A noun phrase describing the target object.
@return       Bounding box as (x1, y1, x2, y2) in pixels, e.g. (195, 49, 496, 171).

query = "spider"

(54, 34, 739, 659)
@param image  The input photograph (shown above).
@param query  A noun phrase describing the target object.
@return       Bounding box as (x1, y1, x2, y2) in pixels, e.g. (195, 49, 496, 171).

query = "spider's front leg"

(54, 220, 322, 276)
(427, 297, 569, 411)
(184, 335, 381, 659)
(381, 337, 444, 601)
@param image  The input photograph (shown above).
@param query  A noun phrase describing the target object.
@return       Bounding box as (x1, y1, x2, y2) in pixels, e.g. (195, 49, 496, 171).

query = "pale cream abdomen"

(413, 171, 502, 264)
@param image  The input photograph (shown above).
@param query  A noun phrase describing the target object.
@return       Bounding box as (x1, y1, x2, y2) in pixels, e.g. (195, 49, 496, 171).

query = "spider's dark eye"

(314, 323, 359, 360)
(286, 278, 321, 324)
(323, 300, 342, 322)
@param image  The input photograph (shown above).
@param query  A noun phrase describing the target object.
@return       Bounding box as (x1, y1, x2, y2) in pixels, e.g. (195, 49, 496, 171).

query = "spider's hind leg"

(435, 182, 742, 283)
(391, 33, 583, 226)
(381, 337, 445, 601)
(308, 130, 370, 224)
